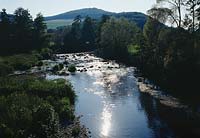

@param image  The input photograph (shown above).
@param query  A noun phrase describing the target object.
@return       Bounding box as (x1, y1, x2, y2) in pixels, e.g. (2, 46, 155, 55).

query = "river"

(43, 53, 200, 138)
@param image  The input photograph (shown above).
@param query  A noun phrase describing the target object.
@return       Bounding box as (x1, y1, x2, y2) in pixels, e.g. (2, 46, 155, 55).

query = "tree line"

(0, 8, 48, 55)
(50, 0, 200, 93)
(0, 8, 78, 138)
(94, 3, 200, 93)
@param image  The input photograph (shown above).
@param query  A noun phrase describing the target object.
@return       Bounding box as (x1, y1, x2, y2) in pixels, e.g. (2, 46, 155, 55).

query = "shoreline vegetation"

(0, 8, 89, 138)
(0, 53, 89, 138)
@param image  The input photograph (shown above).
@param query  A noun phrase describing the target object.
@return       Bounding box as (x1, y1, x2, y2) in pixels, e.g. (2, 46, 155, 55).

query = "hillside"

(45, 8, 147, 29)
(45, 8, 114, 20)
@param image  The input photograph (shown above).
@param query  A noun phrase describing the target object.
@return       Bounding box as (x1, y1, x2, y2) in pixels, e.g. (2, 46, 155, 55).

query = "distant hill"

(45, 8, 114, 20)
(45, 8, 147, 29)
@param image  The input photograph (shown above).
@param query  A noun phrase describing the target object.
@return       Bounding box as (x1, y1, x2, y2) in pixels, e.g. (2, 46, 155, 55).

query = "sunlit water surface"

(45, 53, 200, 138)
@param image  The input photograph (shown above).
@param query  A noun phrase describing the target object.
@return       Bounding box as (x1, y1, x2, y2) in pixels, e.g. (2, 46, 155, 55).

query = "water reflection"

(101, 105, 112, 137)
(139, 92, 200, 138)
(45, 53, 200, 138)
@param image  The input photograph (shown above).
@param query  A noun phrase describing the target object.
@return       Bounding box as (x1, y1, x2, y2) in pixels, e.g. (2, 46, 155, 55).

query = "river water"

(44, 53, 200, 138)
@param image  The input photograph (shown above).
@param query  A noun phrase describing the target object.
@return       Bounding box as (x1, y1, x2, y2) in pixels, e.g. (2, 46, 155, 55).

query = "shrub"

(0, 62, 13, 76)
(53, 65, 59, 72)
(36, 61, 43, 67)
(52, 64, 64, 72)
(40, 48, 53, 59)
(72, 127, 80, 137)
(59, 63, 64, 70)
(0, 76, 76, 138)
(1, 54, 38, 71)
(0, 93, 60, 138)
(68, 64, 76, 72)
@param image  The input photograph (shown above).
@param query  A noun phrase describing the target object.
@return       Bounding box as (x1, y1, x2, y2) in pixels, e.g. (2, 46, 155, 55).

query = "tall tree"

(13, 8, 33, 52)
(63, 15, 82, 52)
(0, 9, 11, 54)
(185, 0, 200, 32)
(148, 0, 186, 27)
(81, 16, 96, 50)
(96, 15, 110, 47)
(33, 13, 48, 49)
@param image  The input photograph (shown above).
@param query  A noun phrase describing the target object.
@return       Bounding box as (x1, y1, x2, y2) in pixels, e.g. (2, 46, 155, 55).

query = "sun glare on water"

(101, 105, 112, 137)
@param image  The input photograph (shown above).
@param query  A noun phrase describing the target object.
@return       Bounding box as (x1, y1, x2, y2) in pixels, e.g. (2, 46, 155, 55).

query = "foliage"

(0, 76, 76, 138)
(68, 64, 76, 72)
(99, 17, 141, 61)
(81, 16, 96, 50)
(72, 126, 80, 137)
(62, 15, 97, 53)
(0, 62, 13, 76)
(128, 44, 141, 55)
(0, 92, 60, 138)
(97, 11, 200, 92)
(0, 8, 49, 55)
(52, 63, 64, 72)
(0, 53, 40, 77)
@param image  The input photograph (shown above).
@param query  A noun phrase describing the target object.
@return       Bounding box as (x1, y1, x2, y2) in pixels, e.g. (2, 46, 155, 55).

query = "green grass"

(45, 19, 73, 29)
(0, 54, 39, 76)
(128, 44, 140, 55)
(0, 76, 76, 137)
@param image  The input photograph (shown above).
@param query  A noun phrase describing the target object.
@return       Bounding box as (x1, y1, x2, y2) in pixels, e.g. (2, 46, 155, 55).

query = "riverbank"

(60, 116, 89, 138)
(0, 52, 89, 138)
(47, 52, 200, 138)
(95, 50, 200, 107)
(2, 52, 200, 138)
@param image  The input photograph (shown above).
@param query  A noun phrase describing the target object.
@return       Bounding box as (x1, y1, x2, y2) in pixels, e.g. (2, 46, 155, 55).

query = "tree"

(148, 0, 186, 27)
(96, 15, 110, 46)
(81, 16, 96, 50)
(147, 7, 179, 26)
(13, 8, 33, 52)
(34, 13, 46, 36)
(33, 13, 48, 49)
(100, 18, 140, 60)
(63, 15, 82, 52)
(185, 0, 200, 32)
(142, 18, 164, 75)
(0, 9, 11, 54)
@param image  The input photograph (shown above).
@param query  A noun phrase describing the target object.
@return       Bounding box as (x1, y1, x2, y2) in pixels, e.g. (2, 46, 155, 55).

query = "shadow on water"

(43, 53, 200, 138)
(139, 92, 200, 138)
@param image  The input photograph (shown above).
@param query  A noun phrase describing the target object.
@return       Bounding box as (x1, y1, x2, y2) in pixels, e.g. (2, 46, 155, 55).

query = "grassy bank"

(0, 48, 54, 76)
(0, 76, 76, 138)
(0, 52, 88, 138)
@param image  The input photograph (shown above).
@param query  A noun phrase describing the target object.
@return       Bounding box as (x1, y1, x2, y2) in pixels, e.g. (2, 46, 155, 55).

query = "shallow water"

(46, 53, 200, 138)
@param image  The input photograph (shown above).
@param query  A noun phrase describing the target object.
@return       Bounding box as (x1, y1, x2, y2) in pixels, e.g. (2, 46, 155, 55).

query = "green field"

(45, 19, 73, 29)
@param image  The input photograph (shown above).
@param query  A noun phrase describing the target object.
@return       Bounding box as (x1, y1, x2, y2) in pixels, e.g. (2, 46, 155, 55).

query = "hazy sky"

(0, 0, 156, 17)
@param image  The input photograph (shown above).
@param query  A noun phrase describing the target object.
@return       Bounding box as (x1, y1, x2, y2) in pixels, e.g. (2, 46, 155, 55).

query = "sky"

(0, 0, 156, 18)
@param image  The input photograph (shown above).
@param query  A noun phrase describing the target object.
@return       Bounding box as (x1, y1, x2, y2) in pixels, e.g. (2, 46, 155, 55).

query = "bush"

(0, 62, 13, 76)
(36, 61, 43, 67)
(0, 76, 76, 138)
(72, 127, 80, 137)
(40, 48, 53, 59)
(1, 54, 38, 71)
(52, 64, 64, 72)
(53, 65, 59, 72)
(68, 64, 76, 72)
(0, 93, 60, 138)
(59, 63, 64, 70)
